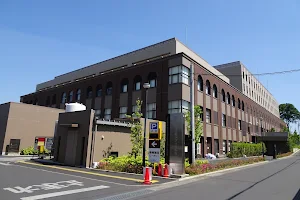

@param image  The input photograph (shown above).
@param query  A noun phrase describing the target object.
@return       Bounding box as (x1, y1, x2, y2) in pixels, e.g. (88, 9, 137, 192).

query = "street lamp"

(260, 117, 264, 157)
(142, 82, 150, 167)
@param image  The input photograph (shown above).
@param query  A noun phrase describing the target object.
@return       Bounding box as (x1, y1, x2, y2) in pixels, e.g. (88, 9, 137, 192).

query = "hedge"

(97, 155, 165, 174)
(227, 142, 266, 158)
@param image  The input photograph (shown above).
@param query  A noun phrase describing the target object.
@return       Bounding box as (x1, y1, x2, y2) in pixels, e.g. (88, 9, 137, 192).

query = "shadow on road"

(293, 189, 300, 200)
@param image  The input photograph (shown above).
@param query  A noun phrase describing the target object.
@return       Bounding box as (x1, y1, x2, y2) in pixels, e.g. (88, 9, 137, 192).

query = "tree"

(279, 103, 300, 130)
(185, 105, 203, 145)
(126, 99, 143, 157)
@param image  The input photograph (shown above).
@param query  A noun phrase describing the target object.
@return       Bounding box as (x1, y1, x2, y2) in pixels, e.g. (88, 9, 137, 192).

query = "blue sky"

(1, 1, 300, 130)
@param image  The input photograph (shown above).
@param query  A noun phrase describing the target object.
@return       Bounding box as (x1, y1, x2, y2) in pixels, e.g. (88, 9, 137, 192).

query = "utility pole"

(190, 63, 195, 164)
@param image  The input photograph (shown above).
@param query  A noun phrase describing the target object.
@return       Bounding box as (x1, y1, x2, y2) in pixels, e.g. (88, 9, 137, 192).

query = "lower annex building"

(21, 38, 286, 157)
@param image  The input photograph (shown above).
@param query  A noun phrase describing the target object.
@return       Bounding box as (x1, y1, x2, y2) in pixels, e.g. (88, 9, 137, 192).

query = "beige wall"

(2, 102, 63, 153)
(93, 128, 131, 161)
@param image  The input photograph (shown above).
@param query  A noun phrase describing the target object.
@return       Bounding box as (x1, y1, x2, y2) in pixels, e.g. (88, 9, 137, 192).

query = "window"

(33, 98, 38, 105)
(96, 85, 102, 97)
(243, 72, 244, 79)
(243, 84, 245, 91)
(76, 89, 81, 101)
(242, 101, 245, 111)
(147, 103, 156, 119)
(148, 72, 157, 88)
(46, 96, 50, 106)
(238, 98, 241, 109)
(206, 108, 211, 123)
(222, 114, 226, 127)
(133, 75, 142, 91)
(221, 89, 225, 102)
(106, 82, 113, 95)
(150, 79, 156, 88)
(168, 100, 190, 114)
(168, 66, 190, 85)
(238, 120, 241, 130)
(119, 107, 127, 118)
(52, 95, 57, 106)
(132, 105, 140, 114)
(246, 74, 247, 81)
(248, 126, 250, 133)
(121, 79, 128, 93)
(61, 92, 67, 104)
(68, 91, 73, 102)
(226, 92, 231, 104)
(252, 90, 253, 97)
(200, 106, 204, 121)
(95, 110, 101, 118)
(182, 100, 190, 113)
(122, 84, 128, 93)
(198, 75, 203, 91)
(205, 80, 211, 95)
(104, 109, 111, 120)
(86, 86, 93, 99)
(232, 95, 235, 107)
(213, 84, 218, 98)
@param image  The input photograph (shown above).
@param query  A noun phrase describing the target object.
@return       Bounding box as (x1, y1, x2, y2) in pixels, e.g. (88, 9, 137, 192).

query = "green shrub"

(20, 146, 38, 155)
(195, 160, 209, 165)
(98, 155, 152, 174)
(229, 142, 266, 158)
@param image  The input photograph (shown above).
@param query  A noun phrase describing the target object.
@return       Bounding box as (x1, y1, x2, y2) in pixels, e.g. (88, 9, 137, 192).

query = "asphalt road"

(130, 152, 300, 200)
(0, 158, 174, 200)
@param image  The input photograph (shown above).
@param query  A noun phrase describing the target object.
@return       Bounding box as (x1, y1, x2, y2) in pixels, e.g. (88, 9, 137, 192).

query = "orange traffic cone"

(158, 163, 162, 176)
(143, 167, 152, 185)
(163, 164, 169, 178)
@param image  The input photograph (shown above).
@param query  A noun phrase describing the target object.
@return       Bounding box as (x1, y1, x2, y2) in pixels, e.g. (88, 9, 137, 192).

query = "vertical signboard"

(148, 140, 160, 163)
(166, 113, 185, 175)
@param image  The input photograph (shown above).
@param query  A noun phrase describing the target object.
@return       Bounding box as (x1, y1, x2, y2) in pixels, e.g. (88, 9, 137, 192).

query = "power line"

(200, 68, 300, 77)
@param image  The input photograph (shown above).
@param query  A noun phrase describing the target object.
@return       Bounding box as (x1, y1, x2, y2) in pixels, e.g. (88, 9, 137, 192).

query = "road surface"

(131, 152, 300, 200)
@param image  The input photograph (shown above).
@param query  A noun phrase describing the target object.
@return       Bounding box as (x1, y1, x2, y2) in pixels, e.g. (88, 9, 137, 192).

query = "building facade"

(0, 102, 63, 155)
(214, 61, 279, 117)
(21, 38, 285, 156)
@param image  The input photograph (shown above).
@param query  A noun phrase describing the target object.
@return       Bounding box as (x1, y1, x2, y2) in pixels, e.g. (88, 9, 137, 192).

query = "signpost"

(148, 121, 162, 163)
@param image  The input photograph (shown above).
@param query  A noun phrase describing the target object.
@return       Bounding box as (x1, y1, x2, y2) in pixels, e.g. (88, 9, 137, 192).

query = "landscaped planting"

(227, 142, 266, 158)
(185, 157, 265, 175)
(277, 152, 293, 158)
(97, 155, 165, 174)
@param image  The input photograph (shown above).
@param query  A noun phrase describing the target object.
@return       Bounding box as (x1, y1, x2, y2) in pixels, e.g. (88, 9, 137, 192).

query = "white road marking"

(0, 162, 10, 166)
(20, 185, 110, 200)
(11, 164, 145, 187)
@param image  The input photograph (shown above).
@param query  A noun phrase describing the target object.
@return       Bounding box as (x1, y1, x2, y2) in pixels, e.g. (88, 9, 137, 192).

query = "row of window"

(94, 103, 157, 120)
(196, 74, 245, 111)
(38, 66, 277, 125)
(167, 66, 247, 112)
(55, 73, 158, 104)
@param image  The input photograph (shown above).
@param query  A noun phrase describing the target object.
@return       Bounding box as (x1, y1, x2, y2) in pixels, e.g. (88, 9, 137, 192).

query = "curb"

(91, 168, 177, 180)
